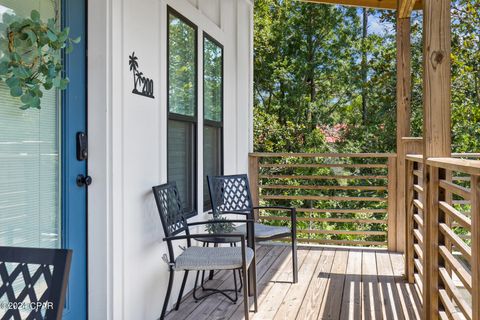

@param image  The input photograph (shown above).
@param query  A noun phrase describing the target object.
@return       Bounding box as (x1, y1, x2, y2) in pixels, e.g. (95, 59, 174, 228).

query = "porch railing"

(405, 154, 480, 319)
(248, 152, 397, 249)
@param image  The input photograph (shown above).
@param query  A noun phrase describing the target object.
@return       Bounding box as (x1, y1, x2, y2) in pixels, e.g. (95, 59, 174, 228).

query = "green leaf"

(43, 81, 53, 90)
(30, 10, 40, 22)
(52, 76, 61, 88)
(6, 76, 20, 88)
(31, 96, 41, 108)
(12, 66, 31, 79)
(72, 36, 81, 44)
(25, 29, 37, 43)
(59, 78, 69, 90)
(46, 30, 57, 42)
(10, 52, 21, 62)
(10, 85, 22, 97)
(20, 93, 33, 104)
(0, 62, 9, 75)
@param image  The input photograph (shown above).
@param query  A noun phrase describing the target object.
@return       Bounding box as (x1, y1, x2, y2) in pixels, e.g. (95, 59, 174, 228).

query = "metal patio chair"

(208, 174, 298, 283)
(152, 182, 258, 320)
(0, 246, 72, 320)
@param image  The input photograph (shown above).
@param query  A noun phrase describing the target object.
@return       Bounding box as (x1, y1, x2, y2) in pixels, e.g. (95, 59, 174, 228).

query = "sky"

(357, 9, 395, 35)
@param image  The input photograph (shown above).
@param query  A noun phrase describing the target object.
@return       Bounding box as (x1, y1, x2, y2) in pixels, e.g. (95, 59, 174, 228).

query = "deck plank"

(376, 251, 404, 320)
(362, 250, 383, 320)
(318, 249, 349, 319)
(167, 245, 421, 320)
(340, 250, 363, 320)
(295, 248, 336, 320)
(249, 247, 312, 320)
(273, 248, 323, 320)
(389, 252, 422, 320)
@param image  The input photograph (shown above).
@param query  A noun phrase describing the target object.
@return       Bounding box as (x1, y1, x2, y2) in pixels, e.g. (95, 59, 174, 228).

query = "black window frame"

(202, 32, 224, 210)
(167, 6, 198, 212)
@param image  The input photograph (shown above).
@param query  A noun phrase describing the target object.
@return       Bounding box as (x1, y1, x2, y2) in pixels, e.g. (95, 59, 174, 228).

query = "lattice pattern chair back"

(152, 182, 190, 237)
(208, 174, 253, 215)
(0, 246, 72, 320)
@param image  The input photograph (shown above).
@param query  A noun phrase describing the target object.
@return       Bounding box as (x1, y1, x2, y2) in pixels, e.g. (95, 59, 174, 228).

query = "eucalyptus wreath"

(0, 9, 80, 109)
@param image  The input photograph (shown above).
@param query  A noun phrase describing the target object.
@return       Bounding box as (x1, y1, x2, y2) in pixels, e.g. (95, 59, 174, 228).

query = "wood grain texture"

(398, 0, 418, 17)
(302, 0, 422, 10)
(166, 245, 421, 320)
(395, 12, 412, 253)
(423, 165, 440, 320)
(422, 0, 452, 159)
(249, 152, 396, 158)
(471, 175, 480, 320)
(388, 157, 398, 251)
(405, 159, 415, 283)
(248, 155, 260, 217)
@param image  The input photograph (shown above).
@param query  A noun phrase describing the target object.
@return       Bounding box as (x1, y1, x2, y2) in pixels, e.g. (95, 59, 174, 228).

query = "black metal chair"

(152, 182, 258, 320)
(0, 246, 72, 320)
(208, 174, 298, 283)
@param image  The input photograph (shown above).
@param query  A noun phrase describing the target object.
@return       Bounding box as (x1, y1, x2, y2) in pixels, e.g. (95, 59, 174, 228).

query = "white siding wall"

(87, 0, 253, 319)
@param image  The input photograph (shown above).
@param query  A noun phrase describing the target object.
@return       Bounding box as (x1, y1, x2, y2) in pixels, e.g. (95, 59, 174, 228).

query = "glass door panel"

(0, 1, 61, 248)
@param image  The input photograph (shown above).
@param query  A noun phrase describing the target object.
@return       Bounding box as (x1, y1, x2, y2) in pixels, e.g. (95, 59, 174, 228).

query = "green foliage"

(205, 216, 235, 234)
(168, 14, 196, 116)
(254, 0, 480, 155)
(253, 0, 480, 245)
(0, 10, 80, 109)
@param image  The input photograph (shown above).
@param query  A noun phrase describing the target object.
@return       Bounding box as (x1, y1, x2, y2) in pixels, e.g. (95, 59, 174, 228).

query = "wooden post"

(248, 154, 260, 219)
(422, 0, 452, 317)
(388, 157, 398, 251)
(396, 8, 412, 253)
(422, 0, 452, 158)
(405, 159, 415, 283)
(424, 165, 441, 319)
(471, 175, 480, 320)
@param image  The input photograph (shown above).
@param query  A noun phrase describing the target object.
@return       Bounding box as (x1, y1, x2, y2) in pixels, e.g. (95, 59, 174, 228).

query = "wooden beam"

(398, 0, 417, 18)
(422, 0, 452, 317)
(395, 9, 412, 253)
(301, 0, 422, 10)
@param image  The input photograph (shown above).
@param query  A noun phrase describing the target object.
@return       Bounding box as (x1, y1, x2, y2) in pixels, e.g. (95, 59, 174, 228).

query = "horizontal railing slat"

(259, 174, 388, 180)
(259, 195, 387, 202)
(259, 184, 387, 191)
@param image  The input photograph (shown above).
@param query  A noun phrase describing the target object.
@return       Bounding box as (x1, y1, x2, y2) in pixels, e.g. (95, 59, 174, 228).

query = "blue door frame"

(61, 0, 87, 318)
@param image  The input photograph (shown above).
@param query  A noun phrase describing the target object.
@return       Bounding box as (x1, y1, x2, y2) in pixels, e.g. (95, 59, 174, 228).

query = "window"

(203, 34, 223, 210)
(167, 8, 197, 212)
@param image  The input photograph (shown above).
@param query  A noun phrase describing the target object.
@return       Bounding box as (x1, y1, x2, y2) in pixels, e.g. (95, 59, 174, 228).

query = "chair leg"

(242, 265, 249, 320)
(251, 259, 258, 312)
(161, 270, 175, 320)
(237, 269, 243, 292)
(175, 270, 189, 310)
(292, 233, 298, 283)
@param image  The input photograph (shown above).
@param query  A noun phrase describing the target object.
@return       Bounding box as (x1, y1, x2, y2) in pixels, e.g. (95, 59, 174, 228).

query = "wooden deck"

(166, 244, 422, 320)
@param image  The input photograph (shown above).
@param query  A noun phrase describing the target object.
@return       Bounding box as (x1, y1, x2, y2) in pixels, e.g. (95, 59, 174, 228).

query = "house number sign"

(128, 52, 155, 99)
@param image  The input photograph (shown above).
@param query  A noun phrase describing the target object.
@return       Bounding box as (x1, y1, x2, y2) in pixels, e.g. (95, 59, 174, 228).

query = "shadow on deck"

(166, 244, 422, 320)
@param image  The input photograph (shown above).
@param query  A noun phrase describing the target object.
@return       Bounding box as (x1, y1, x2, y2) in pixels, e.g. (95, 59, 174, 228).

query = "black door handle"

(76, 174, 92, 187)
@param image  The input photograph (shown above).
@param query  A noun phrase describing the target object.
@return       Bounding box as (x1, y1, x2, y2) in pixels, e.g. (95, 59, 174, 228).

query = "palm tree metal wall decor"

(129, 52, 155, 99)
